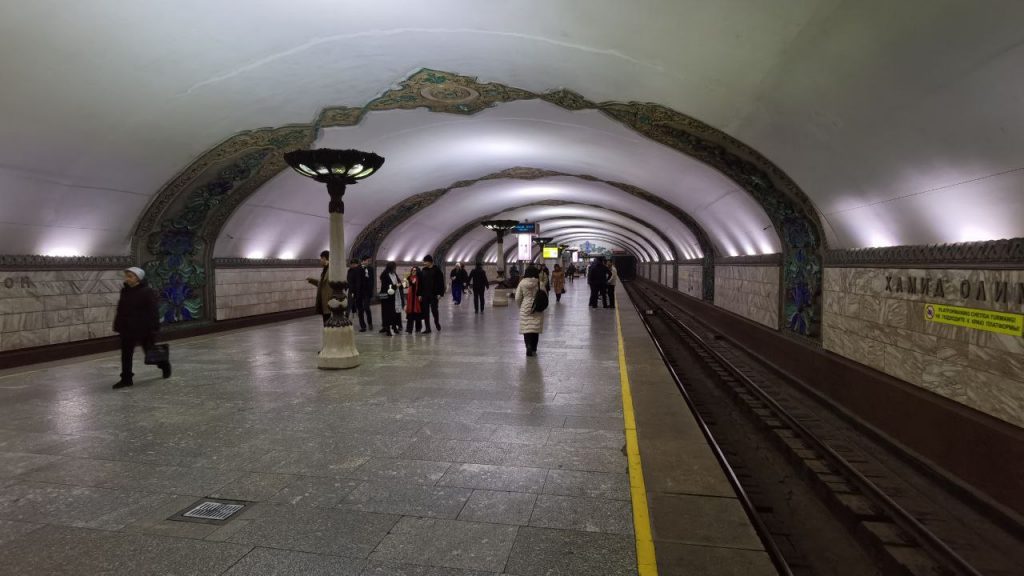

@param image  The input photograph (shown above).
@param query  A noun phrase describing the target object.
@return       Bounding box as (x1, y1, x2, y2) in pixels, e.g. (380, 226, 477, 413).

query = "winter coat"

(379, 270, 404, 324)
(450, 267, 469, 287)
(514, 277, 545, 334)
(113, 279, 160, 336)
(469, 267, 489, 291)
(588, 262, 609, 287)
(539, 268, 550, 290)
(552, 269, 565, 293)
(608, 266, 619, 285)
(405, 273, 423, 319)
(418, 265, 445, 298)
(308, 266, 332, 315)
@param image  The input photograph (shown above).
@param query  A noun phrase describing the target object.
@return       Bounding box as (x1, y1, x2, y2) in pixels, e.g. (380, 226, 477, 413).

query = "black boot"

(113, 375, 133, 389)
(159, 362, 171, 379)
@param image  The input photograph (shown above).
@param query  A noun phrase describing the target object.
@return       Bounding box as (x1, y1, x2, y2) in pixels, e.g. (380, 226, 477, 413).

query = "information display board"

(517, 234, 532, 260)
(571, 251, 579, 262)
(924, 303, 1024, 336)
(512, 222, 537, 234)
(542, 246, 559, 259)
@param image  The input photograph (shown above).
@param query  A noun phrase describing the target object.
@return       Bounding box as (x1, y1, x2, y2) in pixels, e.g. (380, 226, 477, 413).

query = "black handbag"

(144, 344, 169, 365)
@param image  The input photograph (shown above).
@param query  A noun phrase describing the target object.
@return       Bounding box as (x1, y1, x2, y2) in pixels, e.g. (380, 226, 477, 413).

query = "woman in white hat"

(112, 267, 170, 388)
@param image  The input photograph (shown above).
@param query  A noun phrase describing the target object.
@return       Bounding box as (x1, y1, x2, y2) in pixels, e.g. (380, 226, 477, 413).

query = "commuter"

(588, 257, 610, 309)
(539, 264, 550, 292)
(552, 263, 566, 303)
(468, 261, 489, 313)
(306, 250, 332, 325)
(346, 258, 360, 322)
(417, 255, 445, 333)
(112, 267, 170, 389)
(404, 266, 424, 333)
(567, 263, 576, 284)
(514, 265, 545, 357)
(353, 255, 374, 332)
(450, 262, 469, 306)
(606, 261, 619, 309)
(378, 261, 404, 336)
(509, 263, 521, 283)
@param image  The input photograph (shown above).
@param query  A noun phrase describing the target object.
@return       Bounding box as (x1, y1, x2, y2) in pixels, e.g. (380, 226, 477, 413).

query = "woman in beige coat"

(514, 265, 545, 357)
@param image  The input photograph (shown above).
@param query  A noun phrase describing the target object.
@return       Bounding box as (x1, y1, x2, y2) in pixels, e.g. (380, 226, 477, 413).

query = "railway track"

(625, 279, 1024, 576)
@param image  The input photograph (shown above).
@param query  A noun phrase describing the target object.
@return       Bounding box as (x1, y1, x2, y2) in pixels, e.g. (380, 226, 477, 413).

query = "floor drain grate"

(169, 498, 249, 525)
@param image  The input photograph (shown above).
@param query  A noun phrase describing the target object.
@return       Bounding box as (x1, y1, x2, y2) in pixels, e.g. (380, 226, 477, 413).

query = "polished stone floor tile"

(0, 524, 252, 576)
(247, 450, 368, 478)
(209, 472, 296, 502)
(504, 526, 637, 576)
(400, 438, 511, 466)
(529, 494, 634, 535)
(655, 540, 777, 576)
(225, 502, 399, 557)
(503, 444, 626, 473)
(0, 451, 62, 478)
(0, 518, 43, 547)
(369, 517, 518, 573)
(436, 463, 548, 493)
(350, 458, 453, 485)
(562, 415, 626, 430)
(21, 456, 241, 495)
(547, 427, 626, 450)
(223, 546, 366, 575)
(488, 425, 551, 445)
(416, 421, 498, 441)
(542, 469, 631, 500)
(457, 490, 537, 525)
(477, 412, 567, 428)
(269, 475, 362, 507)
(0, 482, 178, 530)
(0, 429, 75, 454)
(361, 560, 498, 575)
(339, 480, 473, 518)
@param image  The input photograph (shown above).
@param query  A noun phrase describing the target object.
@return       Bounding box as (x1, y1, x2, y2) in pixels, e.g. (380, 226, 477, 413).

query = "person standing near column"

(417, 255, 445, 333)
(405, 266, 423, 334)
(552, 264, 566, 303)
(468, 261, 489, 314)
(514, 265, 545, 357)
(606, 261, 619, 309)
(112, 267, 170, 389)
(358, 255, 374, 332)
(306, 250, 332, 325)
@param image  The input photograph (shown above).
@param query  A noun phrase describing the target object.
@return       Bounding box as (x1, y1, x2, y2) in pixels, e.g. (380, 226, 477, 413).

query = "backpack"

(531, 288, 549, 313)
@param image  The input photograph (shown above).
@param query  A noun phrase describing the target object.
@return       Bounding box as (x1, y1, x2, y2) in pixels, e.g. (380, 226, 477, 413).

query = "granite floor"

(0, 285, 637, 575)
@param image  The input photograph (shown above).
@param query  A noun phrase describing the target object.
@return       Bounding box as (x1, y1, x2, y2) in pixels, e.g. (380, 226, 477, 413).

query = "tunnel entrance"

(613, 255, 637, 280)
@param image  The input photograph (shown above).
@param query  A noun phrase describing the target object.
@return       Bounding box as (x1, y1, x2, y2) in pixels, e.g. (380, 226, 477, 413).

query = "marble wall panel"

(675, 265, 703, 299)
(215, 267, 322, 321)
(0, 269, 123, 351)
(713, 266, 780, 329)
(823, 267, 1024, 428)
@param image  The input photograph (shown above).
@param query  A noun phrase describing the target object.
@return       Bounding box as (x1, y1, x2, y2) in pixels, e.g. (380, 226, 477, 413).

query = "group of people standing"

(448, 262, 491, 313)
(586, 256, 619, 309)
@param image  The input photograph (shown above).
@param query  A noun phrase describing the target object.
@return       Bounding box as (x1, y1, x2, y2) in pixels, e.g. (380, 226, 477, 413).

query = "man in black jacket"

(112, 267, 170, 389)
(468, 262, 489, 314)
(587, 257, 610, 309)
(417, 255, 445, 332)
(356, 255, 374, 331)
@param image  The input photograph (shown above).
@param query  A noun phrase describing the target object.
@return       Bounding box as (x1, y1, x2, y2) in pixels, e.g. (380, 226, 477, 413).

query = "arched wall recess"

(133, 68, 822, 337)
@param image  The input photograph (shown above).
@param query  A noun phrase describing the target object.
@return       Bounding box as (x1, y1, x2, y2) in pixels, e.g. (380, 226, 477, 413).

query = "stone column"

(492, 230, 511, 307)
(318, 182, 360, 369)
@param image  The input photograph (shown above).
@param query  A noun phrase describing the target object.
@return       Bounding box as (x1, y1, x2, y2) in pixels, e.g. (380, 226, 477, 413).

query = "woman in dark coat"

(378, 261, 405, 336)
(404, 266, 424, 333)
(112, 267, 170, 389)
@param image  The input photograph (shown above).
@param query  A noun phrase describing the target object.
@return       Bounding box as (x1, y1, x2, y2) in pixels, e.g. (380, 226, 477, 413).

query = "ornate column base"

(318, 325, 360, 369)
(492, 288, 513, 307)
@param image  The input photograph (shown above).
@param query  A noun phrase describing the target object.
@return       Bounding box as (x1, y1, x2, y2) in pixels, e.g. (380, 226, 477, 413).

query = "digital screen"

(571, 251, 579, 262)
(542, 246, 559, 259)
(512, 222, 537, 234)
(517, 234, 533, 260)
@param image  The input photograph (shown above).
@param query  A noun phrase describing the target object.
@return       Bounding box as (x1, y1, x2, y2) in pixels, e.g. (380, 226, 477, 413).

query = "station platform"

(0, 282, 774, 575)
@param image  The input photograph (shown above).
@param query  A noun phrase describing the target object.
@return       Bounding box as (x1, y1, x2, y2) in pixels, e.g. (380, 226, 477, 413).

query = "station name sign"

(512, 223, 537, 234)
(885, 275, 1024, 306)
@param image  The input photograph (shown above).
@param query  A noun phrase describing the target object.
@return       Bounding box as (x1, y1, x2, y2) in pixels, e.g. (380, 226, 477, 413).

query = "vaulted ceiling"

(2, 0, 1022, 262)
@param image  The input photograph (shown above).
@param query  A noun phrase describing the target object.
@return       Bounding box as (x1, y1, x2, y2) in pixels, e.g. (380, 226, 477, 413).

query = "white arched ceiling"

(413, 204, 675, 264)
(490, 228, 652, 263)
(378, 180, 700, 263)
(2, 1, 1023, 256)
(498, 220, 661, 261)
(215, 101, 773, 260)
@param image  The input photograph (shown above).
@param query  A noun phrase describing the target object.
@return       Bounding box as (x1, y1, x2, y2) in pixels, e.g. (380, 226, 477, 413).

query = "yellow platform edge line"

(616, 305, 659, 575)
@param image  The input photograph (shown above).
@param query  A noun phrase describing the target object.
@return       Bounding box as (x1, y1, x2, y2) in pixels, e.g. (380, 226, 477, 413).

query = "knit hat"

(125, 267, 146, 281)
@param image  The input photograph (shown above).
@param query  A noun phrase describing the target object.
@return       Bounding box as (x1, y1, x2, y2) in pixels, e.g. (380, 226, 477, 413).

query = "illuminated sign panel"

(517, 234, 532, 260)
(512, 223, 537, 234)
(571, 251, 579, 262)
(542, 246, 559, 259)
(924, 303, 1023, 336)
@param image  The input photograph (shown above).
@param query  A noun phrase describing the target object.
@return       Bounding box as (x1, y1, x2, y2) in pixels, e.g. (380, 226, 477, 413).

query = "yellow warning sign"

(924, 303, 1024, 337)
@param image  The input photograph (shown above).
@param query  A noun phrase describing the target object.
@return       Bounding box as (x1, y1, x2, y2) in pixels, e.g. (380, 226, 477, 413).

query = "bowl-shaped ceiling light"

(284, 148, 385, 185)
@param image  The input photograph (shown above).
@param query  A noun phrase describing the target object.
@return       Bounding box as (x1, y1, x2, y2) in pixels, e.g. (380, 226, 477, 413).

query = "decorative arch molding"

(132, 68, 822, 337)
(349, 167, 706, 263)
(476, 218, 659, 263)
(425, 198, 675, 263)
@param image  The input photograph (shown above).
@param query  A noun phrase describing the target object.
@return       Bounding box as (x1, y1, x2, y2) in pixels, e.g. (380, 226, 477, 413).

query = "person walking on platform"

(606, 261, 619, 309)
(566, 263, 576, 284)
(112, 267, 170, 389)
(551, 264, 566, 302)
(450, 262, 469, 306)
(509, 263, 521, 283)
(515, 265, 545, 357)
(418, 255, 445, 332)
(468, 261, 489, 313)
(378, 261, 404, 336)
(404, 266, 424, 333)
(306, 250, 332, 325)
(539, 264, 550, 292)
(588, 257, 610, 308)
